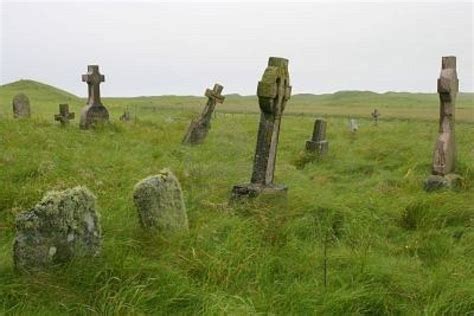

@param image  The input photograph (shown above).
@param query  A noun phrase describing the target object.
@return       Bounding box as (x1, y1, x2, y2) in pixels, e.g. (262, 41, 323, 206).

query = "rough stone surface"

(54, 103, 75, 125)
(432, 56, 458, 176)
(133, 169, 188, 233)
(306, 118, 328, 156)
(232, 57, 291, 199)
(182, 83, 225, 145)
(13, 186, 101, 271)
(424, 174, 462, 192)
(12, 93, 31, 118)
(79, 65, 109, 129)
(120, 110, 131, 121)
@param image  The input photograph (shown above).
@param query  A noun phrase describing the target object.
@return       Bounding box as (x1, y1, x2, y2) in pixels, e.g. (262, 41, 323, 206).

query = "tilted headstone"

(349, 118, 358, 133)
(12, 93, 31, 118)
(432, 56, 458, 176)
(13, 186, 102, 271)
(371, 109, 380, 125)
(133, 169, 188, 233)
(54, 103, 75, 125)
(79, 65, 109, 129)
(231, 57, 292, 198)
(306, 118, 328, 156)
(182, 83, 225, 145)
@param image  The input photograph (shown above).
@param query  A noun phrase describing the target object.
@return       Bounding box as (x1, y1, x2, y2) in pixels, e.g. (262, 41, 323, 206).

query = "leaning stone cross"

(432, 56, 458, 176)
(79, 65, 109, 129)
(182, 83, 225, 145)
(54, 104, 75, 125)
(306, 118, 328, 156)
(232, 57, 291, 199)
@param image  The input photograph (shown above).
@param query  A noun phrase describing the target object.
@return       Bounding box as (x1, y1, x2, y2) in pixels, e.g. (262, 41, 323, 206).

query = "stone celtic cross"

(232, 57, 291, 199)
(432, 56, 458, 176)
(79, 65, 109, 129)
(182, 83, 225, 145)
(54, 103, 75, 126)
(306, 118, 328, 156)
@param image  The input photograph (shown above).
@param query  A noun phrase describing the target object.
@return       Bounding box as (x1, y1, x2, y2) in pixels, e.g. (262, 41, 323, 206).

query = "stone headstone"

(79, 65, 109, 129)
(232, 57, 291, 199)
(12, 93, 31, 118)
(371, 109, 380, 125)
(133, 169, 188, 233)
(432, 56, 458, 176)
(349, 118, 358, 133)
(306, 118, 328, 156)
(182, 83, 225, 145)
(54, 103, 75, 125)
(13, 186, 102, 271)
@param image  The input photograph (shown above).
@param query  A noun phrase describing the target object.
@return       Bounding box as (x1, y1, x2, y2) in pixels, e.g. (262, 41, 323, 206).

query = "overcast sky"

(0, 1, 472, 97)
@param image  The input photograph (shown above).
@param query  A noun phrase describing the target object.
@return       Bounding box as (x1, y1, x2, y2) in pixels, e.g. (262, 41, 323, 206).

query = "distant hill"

(0, 80, 80, 103)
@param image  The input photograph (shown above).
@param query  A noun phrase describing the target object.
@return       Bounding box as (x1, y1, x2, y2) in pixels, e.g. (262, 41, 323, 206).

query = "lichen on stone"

(133, 169, 188, 233)
(13, 186, 102, 271)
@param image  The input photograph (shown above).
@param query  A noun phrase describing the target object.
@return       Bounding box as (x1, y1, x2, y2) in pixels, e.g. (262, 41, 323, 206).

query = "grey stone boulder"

(13, 186, 102, 271)
(133, 169, 188, 233)
(423, 174, 463, 192)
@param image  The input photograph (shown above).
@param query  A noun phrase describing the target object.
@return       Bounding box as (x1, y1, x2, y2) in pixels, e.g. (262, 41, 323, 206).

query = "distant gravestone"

(12, 93, 31, 118)
(13, 186, 102, 271)
(424, 56, 460, 191)
(54, 103, 75, 126)
(306, 118, 328, 156)
(371, 109, 380, 125)
(182, 83, 225, 145)
(120, 110, 131, 121)
(232, 57, 291, 199)
(79, 65, 109, 129)
(349, 118, 358, 133)
(133, 169, 188, 233)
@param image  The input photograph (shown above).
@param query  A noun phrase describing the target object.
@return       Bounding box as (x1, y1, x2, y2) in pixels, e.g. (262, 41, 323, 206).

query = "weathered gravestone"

(12, 93, 31, 118)
(231, 57, 291, 199)
(13, 186, 102, 271)
(54, 103, 75, 126)
(79, 65, 109, 129)
(306, 118, 328, 156)
(349, 118, 358, 133)
(133, 169, 188, 233)
(182, 83, 225, 145)
(424, 56, 461, 191)
(120, 110, 131, 121)
(371, 109, 380, 125)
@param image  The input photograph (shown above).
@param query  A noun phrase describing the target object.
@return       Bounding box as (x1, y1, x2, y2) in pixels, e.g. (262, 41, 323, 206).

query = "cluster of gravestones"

(11, 56, 462, 271)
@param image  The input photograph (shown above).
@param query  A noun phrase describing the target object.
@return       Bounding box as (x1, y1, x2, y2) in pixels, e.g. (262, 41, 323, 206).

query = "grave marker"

(54, 103, 75, 125)
(79, 65, 109, 129)
(12, 93, 31, 118)
(306, 118, 328, 156)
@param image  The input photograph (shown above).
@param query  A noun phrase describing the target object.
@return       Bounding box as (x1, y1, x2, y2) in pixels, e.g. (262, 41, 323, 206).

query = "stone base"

(423, 174, 463, 192)
(231, 183, 288, 200)
(182, 120, 210, 145)
(80, 104, 110, 129)
(305, 140, 328, 155)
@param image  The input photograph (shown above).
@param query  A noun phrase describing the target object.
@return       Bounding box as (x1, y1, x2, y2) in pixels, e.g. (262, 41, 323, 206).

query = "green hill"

(0, 79, 80, 102)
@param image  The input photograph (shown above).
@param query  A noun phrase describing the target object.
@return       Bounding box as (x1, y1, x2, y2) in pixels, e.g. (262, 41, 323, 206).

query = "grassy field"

(0, 80, 473, 314)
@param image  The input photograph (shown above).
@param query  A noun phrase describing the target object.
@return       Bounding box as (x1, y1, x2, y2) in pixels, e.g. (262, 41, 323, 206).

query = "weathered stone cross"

(54, 103, 75, 125)
(371, 109, 380, 125)
(232, 57, 291, 199)
(79, 65, 109, 129)
(432, 56, 458, 176)
(182, 83, 225, 145)
(306, 118, 328, 156)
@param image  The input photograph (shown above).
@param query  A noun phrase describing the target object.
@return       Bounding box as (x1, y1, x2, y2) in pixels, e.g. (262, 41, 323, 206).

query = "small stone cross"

(54, 103, 75, 125)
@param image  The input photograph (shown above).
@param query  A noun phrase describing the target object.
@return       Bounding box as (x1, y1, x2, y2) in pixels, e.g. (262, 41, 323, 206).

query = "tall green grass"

(0, 80, 473, 314)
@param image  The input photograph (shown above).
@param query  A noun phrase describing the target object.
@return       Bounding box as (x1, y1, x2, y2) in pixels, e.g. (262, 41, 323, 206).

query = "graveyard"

(0, 60, 473, 313)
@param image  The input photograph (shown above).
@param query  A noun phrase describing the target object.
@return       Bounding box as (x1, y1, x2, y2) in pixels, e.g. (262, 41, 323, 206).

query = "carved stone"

(182, 83, 225, 145)
(54, 104, 75, 125)
(306, 118, 328, 156)
(79, 65, 109, 129)
(12, 93, 31, 118)
(232, 57, 291, 199)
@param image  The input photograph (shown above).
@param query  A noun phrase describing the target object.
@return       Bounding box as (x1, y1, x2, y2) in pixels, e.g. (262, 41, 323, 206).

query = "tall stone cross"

(432, 56, 458, 175)
(306, 118, 328, 156)
(232, 57, 291, 199)
(54, 103, 75, 125)
(79, 65, 109, 129)
(182, 83, 225, 145)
